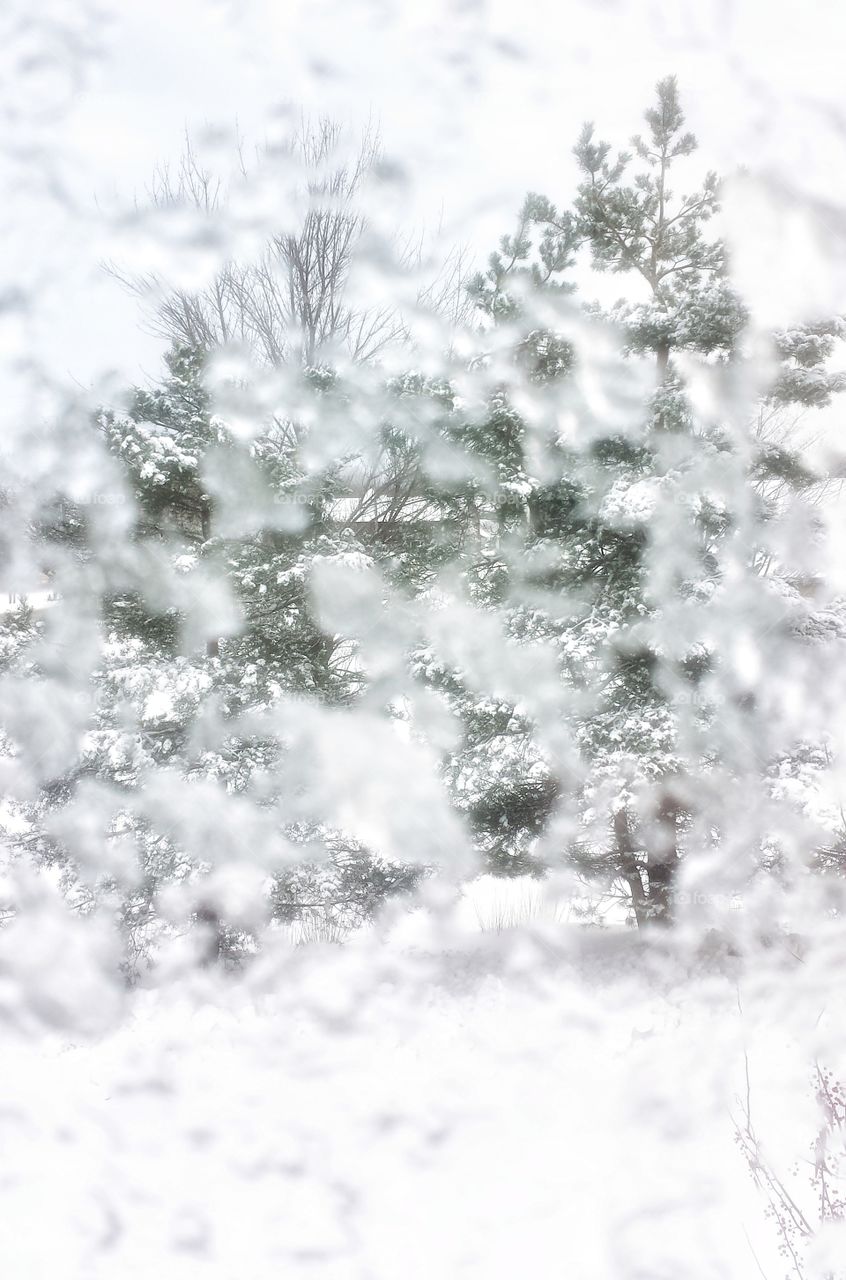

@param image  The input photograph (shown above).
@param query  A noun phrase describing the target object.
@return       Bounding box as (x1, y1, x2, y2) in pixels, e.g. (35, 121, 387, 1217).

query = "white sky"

(21, 0, 846, 389)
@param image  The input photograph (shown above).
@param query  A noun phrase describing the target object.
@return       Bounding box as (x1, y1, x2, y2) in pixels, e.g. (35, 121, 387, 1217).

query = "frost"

(2, 10, 846, 1279)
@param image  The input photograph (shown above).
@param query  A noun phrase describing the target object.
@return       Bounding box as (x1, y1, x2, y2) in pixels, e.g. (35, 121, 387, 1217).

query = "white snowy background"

(3, 3, 846, 1278)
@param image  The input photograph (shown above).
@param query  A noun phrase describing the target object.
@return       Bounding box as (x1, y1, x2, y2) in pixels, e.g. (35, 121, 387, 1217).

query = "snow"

(0, 929, 789, 1279)
(3, 10, 846, 1278)
(600, 475, 661, 527)
(141, 688, 177, 723)
(0, 590, 60, 615)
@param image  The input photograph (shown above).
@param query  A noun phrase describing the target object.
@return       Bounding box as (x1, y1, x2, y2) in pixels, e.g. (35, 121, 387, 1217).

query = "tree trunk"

(613, 807, 649, 927)
(195, 907, 225, 967)
(613, 797, 680, 927)
(200, 498, 219, 658)
(645, 787, 682, 925)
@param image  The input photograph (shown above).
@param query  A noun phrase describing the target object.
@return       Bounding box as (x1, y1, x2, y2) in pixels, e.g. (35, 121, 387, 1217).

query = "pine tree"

(430, 78, 846, 923)
(573, 75, 745, 375)
(3, 343, 447, 973)
(5, 81, 843, 955)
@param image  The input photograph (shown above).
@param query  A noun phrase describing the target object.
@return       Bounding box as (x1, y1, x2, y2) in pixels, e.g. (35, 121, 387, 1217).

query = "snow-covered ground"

(1, 917, 817, 1279)
(0, 589, 59, 615)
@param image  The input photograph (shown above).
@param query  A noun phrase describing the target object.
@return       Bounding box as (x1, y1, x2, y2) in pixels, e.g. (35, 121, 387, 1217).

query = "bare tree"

(114, 117, 432, 369)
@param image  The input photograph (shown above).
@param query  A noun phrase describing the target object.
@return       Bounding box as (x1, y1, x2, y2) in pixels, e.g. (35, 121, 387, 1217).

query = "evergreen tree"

(4, 80, 843, 955)
(3, 343, 446, 973)
(573, 76, 746, 374)
(429, 78, 846, 923)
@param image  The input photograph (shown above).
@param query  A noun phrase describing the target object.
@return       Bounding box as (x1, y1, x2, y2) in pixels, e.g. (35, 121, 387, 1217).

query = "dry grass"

(465, 875, 579, 934)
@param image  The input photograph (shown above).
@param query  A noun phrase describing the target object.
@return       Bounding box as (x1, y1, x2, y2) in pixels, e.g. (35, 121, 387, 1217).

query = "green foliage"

(429, 76, 846, 921)
(6, 77, 845, 957)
